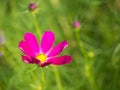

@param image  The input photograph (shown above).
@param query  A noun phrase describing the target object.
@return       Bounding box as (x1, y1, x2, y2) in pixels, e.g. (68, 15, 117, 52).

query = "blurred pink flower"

(29, 3, 37, 11)
(73, 21, 80, 29)
(18, 31, 72, 67)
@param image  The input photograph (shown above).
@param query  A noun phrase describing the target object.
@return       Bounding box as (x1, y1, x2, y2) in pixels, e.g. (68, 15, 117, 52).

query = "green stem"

(32, 12, 42, 39)
(41, 68, 45, 90)
(74, 30, 88, 60)
(31, 71, 41, 90)
(74, 29, 97, 90)
(53, 66, 63, 90)
(31, 11, 44, 90)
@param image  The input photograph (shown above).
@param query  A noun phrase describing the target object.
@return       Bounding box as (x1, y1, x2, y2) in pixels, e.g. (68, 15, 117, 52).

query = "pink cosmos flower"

(18, 31, 72, 67)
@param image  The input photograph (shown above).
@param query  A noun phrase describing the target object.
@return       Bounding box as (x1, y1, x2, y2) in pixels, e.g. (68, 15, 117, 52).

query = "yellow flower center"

(36, 54, 47, 63)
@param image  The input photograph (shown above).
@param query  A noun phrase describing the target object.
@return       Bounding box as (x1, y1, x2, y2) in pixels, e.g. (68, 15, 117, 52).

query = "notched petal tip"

(48, 55, 72, 65)
(22, 55, 32, 64)
(24, 32, 34, 36)
(62, 40, 68, 49)
(24, 32, 37, 42)
(18, 40, 26, 51)
(48, 40, 69, 57)
(44, 30, 54, 34)
(61, 55, 72, 64)
(18, 40, 35, 57)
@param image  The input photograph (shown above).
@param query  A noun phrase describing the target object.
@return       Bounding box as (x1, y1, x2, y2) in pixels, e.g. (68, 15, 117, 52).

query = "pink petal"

(48, 40, 68, 57)
(22, 55, 40, 64)
(40, 31, 55, 53)
(18, 40, 35, 57)
(24, 32, 40, 55)
(47, 55, 72, 65)
(40, 62, 51, 67)
(22, 55, 34, 64)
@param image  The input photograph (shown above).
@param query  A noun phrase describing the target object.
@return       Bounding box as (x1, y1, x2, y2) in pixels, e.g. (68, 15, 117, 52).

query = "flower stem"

(75, 30, 88, 60)
(41, 68, 45, 90)
(53, 66, 63, 90)
(32, 12, 42, 39)
(74, 29, 97, 90)
(31, 11, 44, 90)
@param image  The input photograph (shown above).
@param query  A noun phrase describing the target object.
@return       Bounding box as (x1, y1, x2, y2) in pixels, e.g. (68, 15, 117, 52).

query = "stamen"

(36, 54, 47, 63)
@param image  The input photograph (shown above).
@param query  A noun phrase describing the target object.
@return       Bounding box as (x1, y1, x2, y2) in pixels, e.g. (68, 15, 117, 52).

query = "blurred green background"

(0, 0, 120, 90)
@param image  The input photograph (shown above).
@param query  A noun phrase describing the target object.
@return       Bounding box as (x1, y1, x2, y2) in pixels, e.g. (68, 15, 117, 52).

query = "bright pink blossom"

(18, 31, 72, 67)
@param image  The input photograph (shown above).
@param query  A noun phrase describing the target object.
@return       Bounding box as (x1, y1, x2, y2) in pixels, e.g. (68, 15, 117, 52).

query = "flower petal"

(48, 40, 68, 57)
(47, 55, 72, 65)
(18, 40, 35, 57)
(24, 32, 40, 55)
(22, 55, 40, 64)
(22, 55, 34, 64)
(40, 62, 51, 67)
(40, 31, 55, 53)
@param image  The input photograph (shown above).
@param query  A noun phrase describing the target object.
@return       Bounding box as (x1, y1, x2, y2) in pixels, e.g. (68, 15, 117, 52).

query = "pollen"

(36, 54, 47, 63)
